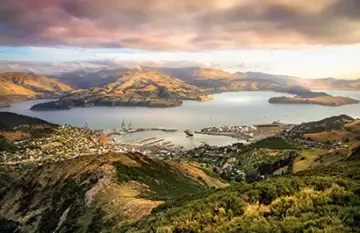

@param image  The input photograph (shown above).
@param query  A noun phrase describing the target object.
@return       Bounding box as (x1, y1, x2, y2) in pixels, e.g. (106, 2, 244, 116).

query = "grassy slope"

(113, 153, 206, 201)
(0, 152, 217, 233)
(124, 147, 360, 233)
(0, 72, 72, 101)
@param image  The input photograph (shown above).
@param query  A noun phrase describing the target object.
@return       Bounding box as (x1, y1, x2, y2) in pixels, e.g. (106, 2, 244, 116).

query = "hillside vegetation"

(124, 147, 360, 233)
(1, 114, 360, 232)
(0, 152, 220, 233)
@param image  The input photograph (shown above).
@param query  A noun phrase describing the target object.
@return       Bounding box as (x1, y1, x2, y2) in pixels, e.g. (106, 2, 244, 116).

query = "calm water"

(115, 131, 241, 149)
(2, 91, 360, 148)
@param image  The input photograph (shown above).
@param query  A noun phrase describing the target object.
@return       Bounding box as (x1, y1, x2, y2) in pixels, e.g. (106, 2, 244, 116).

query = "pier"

(128, 136, 179, 150)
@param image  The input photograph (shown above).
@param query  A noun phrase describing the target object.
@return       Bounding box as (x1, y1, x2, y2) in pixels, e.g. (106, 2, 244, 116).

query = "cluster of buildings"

(1, 125, 131, 166)
(294, 138, 342, 150)
(199, 125, 257, 138)
(176, 143, 247, 180)
(1, 124, 187, 167)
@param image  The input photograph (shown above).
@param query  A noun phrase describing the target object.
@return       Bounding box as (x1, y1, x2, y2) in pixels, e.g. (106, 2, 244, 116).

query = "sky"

(1, 0, 360, 79)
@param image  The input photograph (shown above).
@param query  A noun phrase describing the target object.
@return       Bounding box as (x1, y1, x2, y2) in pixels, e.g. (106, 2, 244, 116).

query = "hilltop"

(30, 69, 210, 110)
(0, 112, 56, 130)
(285, 114, 356, 138)
(0, 72, 73, 107)
(0, 112, 57, 152)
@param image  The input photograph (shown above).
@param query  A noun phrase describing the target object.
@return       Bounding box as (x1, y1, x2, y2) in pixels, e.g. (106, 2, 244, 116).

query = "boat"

(184, 129, 194, 137)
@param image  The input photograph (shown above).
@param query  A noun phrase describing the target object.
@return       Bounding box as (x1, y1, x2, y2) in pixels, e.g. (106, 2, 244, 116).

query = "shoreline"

(196, 123, 295, 142)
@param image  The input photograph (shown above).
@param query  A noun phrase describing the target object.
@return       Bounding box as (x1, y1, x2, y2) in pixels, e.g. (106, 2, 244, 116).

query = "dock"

(135, 137, 157, 144)
(96, 127, 177, 137)
(143, 138, 165, 146)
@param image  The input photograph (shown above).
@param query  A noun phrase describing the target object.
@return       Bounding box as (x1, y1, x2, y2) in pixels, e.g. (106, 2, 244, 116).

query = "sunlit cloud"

(1, 0, 360, 49)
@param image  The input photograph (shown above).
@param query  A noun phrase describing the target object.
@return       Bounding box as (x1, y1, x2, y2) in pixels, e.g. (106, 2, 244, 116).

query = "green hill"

(124, 146, 360, 233)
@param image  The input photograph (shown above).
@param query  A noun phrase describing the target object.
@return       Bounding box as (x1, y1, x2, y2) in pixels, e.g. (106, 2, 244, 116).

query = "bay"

(2, 91, 360, 148)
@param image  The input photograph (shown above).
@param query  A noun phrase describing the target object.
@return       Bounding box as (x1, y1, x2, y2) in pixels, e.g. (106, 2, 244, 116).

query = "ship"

(184, 129, 194, 137)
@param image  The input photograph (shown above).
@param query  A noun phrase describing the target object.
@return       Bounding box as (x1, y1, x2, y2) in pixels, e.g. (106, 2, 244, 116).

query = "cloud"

(0, 0, 360, 50)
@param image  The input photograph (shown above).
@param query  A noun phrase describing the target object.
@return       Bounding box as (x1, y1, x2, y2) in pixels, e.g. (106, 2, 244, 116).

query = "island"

(30, 69, 211, 110)
(269, 95, 359, 106)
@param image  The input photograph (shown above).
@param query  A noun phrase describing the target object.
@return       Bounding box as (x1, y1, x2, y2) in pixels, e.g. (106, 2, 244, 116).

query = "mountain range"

(2, 68, 360, 109)
(55, 67, 360, 91)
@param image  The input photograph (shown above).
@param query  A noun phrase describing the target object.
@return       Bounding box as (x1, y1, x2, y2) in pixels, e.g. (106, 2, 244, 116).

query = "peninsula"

(31, 69, 211, 110)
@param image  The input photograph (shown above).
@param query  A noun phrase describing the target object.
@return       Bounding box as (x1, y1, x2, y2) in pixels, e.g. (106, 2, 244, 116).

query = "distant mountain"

(53, 66, 360, 91)
(232, 72, 299, 86)
(0, 72, 73, 105)
(158, 68, 360, 91)
(158, 68, 283, 91)
(233, 72, 360, 91)
(31, 69, 210, 110)
(56, 68, 126, 88)
(157, 68, 296, 91)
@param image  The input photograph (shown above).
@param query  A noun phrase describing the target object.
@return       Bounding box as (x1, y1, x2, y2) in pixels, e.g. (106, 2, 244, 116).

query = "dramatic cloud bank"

(1, 0, 360, 50)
